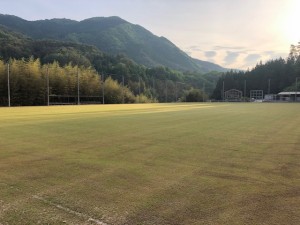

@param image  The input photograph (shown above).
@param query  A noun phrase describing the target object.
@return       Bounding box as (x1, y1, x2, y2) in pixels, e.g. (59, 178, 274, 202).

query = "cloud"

(214, 45, 245, 51)
(184, 44, 289, 71)
(239, 54, 262, 70)
(263, 51, 288, 59)
(263, 50, 275, 55)
(186, 45, 202, 52)
(245, 54, 261, 63)
(205, 51, 216, 58)
(224, 51, 240, 65)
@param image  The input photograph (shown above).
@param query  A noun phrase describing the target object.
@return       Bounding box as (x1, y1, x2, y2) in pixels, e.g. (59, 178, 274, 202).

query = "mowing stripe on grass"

(32, 195, 109, 225)
(1, 103, 299, 224)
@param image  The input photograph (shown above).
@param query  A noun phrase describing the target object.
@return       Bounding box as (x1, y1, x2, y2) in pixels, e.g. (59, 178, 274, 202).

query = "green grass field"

(0, 103, 300, 225)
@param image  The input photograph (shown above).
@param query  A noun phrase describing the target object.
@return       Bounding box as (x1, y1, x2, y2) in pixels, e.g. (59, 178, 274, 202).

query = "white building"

(277, 92, 300, 101)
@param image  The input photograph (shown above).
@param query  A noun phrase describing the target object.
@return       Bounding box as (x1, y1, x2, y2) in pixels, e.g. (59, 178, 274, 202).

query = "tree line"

(0, 57, 154, 106)
(0, 57, 209, 106)
(212, 43, 300, 100)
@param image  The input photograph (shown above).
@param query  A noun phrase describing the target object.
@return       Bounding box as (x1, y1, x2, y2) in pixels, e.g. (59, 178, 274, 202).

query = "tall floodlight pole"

(7, 63, 11, 107)
(102, 73, 105, 104)
(244, 80, 247, 102)
(46, 65, 50, 106)
(175, 82, 178, 102)
(222, 81, 225, 102)
(77, 67, 80, 105)
(138, 76, 141, 103)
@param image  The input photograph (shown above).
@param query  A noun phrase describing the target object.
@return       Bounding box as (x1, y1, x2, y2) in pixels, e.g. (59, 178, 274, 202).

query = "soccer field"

(0, 103, 300, 225)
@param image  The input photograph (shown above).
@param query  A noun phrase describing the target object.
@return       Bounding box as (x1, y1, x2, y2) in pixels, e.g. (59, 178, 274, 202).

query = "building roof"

(278, 92, 298, 95)
(225, 89, 242, 93)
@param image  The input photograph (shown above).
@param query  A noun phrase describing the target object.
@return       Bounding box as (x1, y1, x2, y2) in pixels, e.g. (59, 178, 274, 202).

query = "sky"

(1, 0, 299, 70)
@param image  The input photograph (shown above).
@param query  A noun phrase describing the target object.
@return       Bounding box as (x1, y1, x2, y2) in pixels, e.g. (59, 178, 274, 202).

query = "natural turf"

(0, 103, 300, 225)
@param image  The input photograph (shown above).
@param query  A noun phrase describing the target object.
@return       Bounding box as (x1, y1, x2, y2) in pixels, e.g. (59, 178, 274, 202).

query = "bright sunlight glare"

(281, 0, 300, 44)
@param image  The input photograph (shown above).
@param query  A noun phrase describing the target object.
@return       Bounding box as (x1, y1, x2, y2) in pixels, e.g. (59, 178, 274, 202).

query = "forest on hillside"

(212, 43, 300, 100)
(0, 58, 211, 106)
(0, 25, 217, 106)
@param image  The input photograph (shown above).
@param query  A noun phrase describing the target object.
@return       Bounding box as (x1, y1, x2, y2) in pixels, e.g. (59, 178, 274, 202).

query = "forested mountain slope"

(0, 14, 225, 73)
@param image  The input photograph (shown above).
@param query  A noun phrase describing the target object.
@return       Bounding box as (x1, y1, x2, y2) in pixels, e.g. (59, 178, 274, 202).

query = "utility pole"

(222, 81, 225, 101)
(46, 65, 50, 106)
(7, 63, 11, 107)
(268, 79, 271, 94)
(77, 67, 80, 105)
(244, 80, 247, 102)
(102, 73, 105, 104)
(139, 76, 141, 103)
(175, 82, 178, 102)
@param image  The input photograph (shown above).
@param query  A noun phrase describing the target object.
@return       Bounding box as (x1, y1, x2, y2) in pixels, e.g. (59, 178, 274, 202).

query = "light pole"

(138, 76, 141, 103)
(101, 72, 105, 104)
(222, 81, 225, 101)
(77, 67, 80, 105)
(7, 63, 10, 107)
(175, 82, 178, 102)
(244, 80, 247, 102)
(46, 65, 50, 106)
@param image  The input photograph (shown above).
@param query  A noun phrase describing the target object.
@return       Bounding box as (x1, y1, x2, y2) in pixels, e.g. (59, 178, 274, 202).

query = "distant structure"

(277, 92, 300, 102)
(250, 90, 264, 102)
(224, 89, 243, 102)
(264, 94, 277, 102)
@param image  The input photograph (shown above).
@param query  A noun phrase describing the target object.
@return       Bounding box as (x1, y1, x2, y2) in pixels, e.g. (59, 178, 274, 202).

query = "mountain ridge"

(0, 14, 226, 73)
